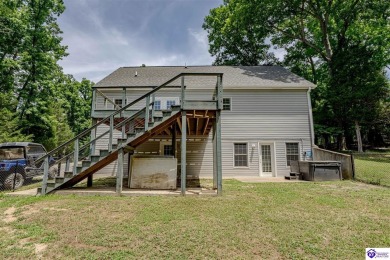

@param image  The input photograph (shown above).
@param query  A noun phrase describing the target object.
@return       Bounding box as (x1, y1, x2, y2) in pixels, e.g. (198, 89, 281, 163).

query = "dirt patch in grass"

(3, 207, 17, 223)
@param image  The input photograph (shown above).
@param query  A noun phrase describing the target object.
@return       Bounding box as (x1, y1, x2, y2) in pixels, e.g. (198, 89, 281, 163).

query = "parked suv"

(0, 142, 56, 190)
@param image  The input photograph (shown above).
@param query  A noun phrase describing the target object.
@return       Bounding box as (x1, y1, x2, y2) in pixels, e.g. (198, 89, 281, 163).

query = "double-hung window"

(166, 100, 176, 109)
(223, 98, 231, 111)
(234, 143, 248, 167)
(154, 100, 161, 110)
(286, 143, 299, 166)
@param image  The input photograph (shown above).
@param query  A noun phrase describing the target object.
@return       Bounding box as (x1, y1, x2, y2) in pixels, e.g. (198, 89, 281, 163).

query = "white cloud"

(57, 0, 219, 82)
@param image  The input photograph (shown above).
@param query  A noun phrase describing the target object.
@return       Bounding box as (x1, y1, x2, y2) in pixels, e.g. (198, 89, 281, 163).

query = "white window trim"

(223, 97, 232, 111)
(285, 142, 301, 167)
(233, 142, 249, 168)
(258, 142, 277, 177)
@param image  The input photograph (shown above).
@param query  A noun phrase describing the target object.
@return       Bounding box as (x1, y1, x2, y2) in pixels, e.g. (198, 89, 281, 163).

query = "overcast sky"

(57, 0, 222, 83)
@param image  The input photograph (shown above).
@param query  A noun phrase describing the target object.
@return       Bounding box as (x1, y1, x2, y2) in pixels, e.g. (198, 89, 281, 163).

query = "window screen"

(286, 143, 299, 166)
(234, 143, 248, 167)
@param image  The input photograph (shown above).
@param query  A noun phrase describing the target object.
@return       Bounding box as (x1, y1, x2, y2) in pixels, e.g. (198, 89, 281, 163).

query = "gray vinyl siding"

(93, 88, 312, 178)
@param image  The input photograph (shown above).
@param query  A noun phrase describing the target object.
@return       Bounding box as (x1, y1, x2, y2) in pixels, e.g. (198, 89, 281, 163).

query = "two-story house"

(91, 65, 315, 181)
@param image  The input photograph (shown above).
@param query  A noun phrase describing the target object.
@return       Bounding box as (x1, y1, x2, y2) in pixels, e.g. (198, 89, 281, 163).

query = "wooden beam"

(203, 118, 209, 135)
(164, 129, 171, 135)
(177, 118, 182, 134)
(196, 118, 199, 135)
(187, 118, 191, 135)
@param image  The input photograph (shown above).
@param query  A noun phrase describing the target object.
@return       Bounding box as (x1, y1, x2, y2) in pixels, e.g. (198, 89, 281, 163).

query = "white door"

(259, 143, 276, 177)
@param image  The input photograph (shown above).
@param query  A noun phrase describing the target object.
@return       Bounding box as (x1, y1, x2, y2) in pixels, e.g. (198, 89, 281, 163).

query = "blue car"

(0, 142, 56, 190)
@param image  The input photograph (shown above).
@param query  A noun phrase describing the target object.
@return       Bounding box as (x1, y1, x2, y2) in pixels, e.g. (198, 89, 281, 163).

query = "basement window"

(234, 143, 248, 167)
(286, 143, 299, 166)
(163, 145, 173, 156)
(223, 98, 231, 111)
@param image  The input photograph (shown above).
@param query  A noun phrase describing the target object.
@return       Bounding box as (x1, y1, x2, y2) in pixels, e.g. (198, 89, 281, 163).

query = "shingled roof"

(94, 66, 315, 89)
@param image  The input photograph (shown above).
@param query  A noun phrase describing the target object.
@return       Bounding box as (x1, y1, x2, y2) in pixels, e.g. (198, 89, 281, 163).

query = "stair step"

(162, 111, 172, 117)
(47, 181, 56, 188)
(127, 133, 136, 139)
(153, 116, 163, 122)
(285, 176, 298, 180)
(134, 127, 144, 134)
(91, 155, 100, 163)
(100, 150, 109, 157)
(148, 122, 154, 128)
(64, 171, 73, 178)
(171, 105, 181, 111)
(55, 177, 65, 184)
(82, 160, 91, 168)
(77, 166, 83, 174)
(289, 172, 300, 176)
(112, 144, 118, 150)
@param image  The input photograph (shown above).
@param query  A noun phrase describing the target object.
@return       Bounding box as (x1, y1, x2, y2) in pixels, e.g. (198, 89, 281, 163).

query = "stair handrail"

(36, 72, 223, 164)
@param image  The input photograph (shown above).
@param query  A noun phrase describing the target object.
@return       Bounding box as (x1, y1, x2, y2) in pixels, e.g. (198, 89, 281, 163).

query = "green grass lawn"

(1, 180, 389, 259)
(354, 157, 390, 187)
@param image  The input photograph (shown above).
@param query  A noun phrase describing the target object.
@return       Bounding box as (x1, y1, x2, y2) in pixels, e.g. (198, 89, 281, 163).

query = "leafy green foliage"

(0, 0, 94, 151)
(203, 0, 390, 149)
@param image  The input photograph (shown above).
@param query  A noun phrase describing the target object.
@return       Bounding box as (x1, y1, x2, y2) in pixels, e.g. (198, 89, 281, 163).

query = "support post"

(215, 110, 222, 195)
(216, 75, 223, 195)
(73, 139, 79, 176)
(307, 88, 315, 150)
(65, 156, 70, 172)
(91, 89, 96, 116)
(171, 123, 177, 157)
(122, 88, 126, 138)
(181, 76, 185, 109)
(212, 122, 217, 189)
(181, 111, 187, 195)
(87, 175, 93, 187)
(116, 148, 124, 195)
(90, 118, 97, 158)
(41, 157, 49, 195)
(145, 95, 150, 131)
(151, 94, 155, 123)
(109, 115, 113, 152)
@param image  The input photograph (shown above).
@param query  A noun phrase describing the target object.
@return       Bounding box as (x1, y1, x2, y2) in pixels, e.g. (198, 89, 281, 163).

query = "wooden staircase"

(36, 72, 224, 195)
(38, 107, 181, 194)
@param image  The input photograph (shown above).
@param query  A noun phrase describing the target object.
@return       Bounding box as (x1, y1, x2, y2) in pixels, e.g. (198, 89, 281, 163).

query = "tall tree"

(203, 0, 390, 150)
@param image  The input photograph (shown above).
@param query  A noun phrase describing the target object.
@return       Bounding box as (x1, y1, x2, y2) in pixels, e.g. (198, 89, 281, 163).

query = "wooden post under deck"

(216, 75, 223, 195)
(116, 148, 124, 195)
(181, 111, 187, 195)
(87, 175, 93, 187)
(171, 123, 177, 157)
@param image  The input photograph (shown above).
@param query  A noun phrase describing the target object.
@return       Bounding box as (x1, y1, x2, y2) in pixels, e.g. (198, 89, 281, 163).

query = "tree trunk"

(355, 120, 363, 152)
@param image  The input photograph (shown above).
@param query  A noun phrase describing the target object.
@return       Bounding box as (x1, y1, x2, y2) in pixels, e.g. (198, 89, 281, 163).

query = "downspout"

(307, 88, 315, 158)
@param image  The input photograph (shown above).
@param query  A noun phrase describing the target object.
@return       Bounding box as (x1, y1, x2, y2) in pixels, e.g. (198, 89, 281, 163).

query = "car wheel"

(3, 172, 25, 190)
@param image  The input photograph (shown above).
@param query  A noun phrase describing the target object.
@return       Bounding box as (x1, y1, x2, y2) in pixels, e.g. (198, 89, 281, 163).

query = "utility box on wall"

(129, 155, 177, 189)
